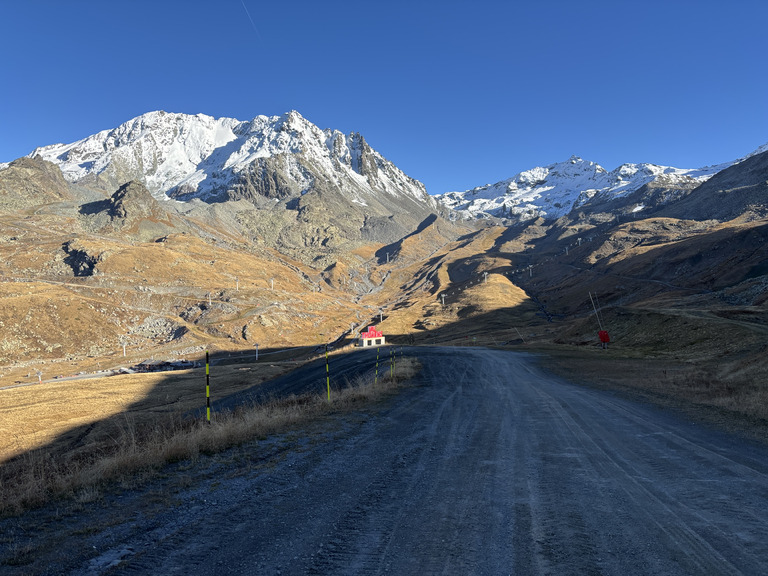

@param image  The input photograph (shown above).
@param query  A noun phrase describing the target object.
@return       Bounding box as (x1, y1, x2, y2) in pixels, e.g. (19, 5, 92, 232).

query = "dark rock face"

(109, 181, 160, 221)
(347, 133, 378, 181)
(225, 156, 304, 202)
(62, 240, 99, 276)
(658, 150, 768, 222)
(0, 156, 73, 211)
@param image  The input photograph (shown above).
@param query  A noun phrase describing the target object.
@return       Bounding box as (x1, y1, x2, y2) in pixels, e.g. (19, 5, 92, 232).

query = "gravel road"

(4, 347, 768, 575)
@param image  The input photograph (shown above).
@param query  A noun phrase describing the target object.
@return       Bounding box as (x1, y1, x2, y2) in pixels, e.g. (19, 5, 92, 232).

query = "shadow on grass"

(0, 288, 544, 514)
(4, 217, 768, 517)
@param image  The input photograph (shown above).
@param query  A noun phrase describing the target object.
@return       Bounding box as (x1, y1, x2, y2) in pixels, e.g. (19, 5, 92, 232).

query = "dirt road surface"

(3, 347, 768, 575)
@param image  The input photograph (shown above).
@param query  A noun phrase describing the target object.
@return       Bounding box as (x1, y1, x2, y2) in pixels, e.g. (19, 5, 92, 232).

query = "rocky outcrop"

(62, 240, 101, 276)
(76, 180, 180, 241)
(0, 156, 73, 212)
(109, 181, 162, 222)
(225, 155, 305, 202)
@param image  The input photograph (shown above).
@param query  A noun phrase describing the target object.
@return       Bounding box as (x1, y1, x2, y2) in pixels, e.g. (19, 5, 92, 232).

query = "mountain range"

(24, 110, 432, 207)
(2, 110, 458, 267)
(0, 109, 766, 392)
(3, 106, 768, 568)
(437, 145, 768, 223)
(9, 109, 766, 229)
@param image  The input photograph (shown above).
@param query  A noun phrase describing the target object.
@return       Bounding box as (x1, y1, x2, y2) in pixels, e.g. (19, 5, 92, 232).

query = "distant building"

(358, 326, 385, 347)
(135, 359, 168, 373)
(133, 359, 198, 373)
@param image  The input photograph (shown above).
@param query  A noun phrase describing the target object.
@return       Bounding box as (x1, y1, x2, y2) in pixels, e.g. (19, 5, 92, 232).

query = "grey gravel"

(2, 347, 767, 575)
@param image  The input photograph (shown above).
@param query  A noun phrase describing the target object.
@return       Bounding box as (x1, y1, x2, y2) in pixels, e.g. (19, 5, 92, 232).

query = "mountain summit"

(436, 154, 737, 222)
(22, 110, 450, 264)
(29, 110, 433, 208)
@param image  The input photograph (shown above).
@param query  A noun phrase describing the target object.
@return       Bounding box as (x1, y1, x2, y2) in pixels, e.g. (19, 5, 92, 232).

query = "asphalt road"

(8, 347, 768, 575)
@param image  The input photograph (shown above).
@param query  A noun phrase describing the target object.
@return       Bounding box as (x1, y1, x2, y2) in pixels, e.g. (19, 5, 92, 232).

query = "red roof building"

(358, 326, 386, 347)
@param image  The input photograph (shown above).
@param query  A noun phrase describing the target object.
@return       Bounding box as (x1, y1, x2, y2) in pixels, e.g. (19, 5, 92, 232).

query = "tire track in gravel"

(8, 347, 768, 575)
(518, 358, 767, 575)
(527, 382, 738, 574)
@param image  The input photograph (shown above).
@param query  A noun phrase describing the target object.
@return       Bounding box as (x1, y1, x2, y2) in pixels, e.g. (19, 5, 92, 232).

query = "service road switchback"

(4, 347, 768, 575)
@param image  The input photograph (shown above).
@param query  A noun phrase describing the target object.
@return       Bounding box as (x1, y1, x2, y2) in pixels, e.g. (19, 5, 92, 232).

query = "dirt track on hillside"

(3, 347, 768, 575)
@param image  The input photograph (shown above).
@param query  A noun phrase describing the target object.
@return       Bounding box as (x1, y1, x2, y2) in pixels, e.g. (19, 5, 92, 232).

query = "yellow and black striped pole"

(325, 344, 330, 402)
(205, 351, 211, 423)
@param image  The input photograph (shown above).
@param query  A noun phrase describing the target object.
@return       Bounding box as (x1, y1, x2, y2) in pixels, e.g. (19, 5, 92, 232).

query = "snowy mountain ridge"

(24, 110, 433, 208)
(436, 154, 738, 222)
(6, 110, 765, 225)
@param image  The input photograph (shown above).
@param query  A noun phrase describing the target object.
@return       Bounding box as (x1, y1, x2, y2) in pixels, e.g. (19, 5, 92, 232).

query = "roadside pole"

(376, 347, 379, 385)
(325, 344, 330, 402)
(205, 351, 211, 423)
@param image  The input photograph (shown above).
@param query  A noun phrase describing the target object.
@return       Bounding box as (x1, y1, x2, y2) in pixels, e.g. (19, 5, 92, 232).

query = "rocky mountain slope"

(434, 149, 768, 223)
(26, 110, 431, 205)
(0, 109, 766, 397)
(17, 110, 454, 265)
(0, 156, 74, 211)
(0, 113, 466, 371)
(657, 147, 768, 222)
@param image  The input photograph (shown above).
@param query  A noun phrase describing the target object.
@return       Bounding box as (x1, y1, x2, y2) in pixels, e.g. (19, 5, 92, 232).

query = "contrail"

(240, 0, 263, 41)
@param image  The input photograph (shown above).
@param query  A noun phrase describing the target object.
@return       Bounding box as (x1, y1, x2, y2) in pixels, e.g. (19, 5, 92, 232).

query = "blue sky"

(1, 0, 766, 194)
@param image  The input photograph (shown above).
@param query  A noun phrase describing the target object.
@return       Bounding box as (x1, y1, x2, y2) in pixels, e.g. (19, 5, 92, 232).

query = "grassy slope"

(2, 192, 768, 521)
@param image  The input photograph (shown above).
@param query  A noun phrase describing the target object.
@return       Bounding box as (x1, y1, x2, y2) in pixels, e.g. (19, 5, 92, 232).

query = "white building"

(359, 326, 386, 347)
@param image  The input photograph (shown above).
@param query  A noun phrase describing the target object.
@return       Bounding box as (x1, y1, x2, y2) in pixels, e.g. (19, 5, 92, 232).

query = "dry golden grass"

(364, 225, 542, 343)
(0, 356, 420, 517)
(0, 363, 291, 462)
(546, 296, 768, 419)
(534, 340, 768, 443)
(454, 273, 530, 312)
(0, 224, 369, 370)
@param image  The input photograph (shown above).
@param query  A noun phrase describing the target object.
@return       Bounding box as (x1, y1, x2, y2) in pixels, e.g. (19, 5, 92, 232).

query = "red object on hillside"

(598, 330, 610, 343)
(361, 326, 383, 339)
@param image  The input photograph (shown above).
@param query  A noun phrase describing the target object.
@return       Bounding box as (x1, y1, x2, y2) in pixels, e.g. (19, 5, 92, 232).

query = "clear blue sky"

(1, 0, 766, 194)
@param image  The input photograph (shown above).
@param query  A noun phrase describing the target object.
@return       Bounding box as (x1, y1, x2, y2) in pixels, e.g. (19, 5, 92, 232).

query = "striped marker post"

(376, 347, 379, 385)
(205, 351, 211, 423)
(325, 344, 330, 402)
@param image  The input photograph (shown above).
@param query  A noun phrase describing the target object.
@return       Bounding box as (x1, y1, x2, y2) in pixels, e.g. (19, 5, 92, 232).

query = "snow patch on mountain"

(436, 155, 736, 221)
(28, 110, 432, 207)
(743, 142, 768, 160)
(14, 113, 767, 221)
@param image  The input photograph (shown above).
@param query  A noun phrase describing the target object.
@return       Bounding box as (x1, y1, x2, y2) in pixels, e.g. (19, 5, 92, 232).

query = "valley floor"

(3, 347, 767, 575)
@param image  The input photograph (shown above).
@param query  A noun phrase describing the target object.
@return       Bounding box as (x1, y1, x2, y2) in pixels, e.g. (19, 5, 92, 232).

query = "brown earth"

(1, 158, 768, 529)
(2, 205, 767, 443)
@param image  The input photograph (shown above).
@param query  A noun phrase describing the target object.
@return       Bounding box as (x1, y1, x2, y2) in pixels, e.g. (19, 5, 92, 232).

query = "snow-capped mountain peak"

(435, 152, 743, 222)
(438, 156, 613, 221)
(742, 141, 768, 160)
(28, 110, 432, 207)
